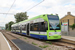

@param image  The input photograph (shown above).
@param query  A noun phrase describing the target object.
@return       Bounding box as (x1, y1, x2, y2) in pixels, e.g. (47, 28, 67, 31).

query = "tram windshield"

(47, 15, 60, 30)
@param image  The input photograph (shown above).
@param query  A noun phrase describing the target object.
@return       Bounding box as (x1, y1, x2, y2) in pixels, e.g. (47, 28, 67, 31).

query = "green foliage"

(14, 12, 28, 23)
(50, 14, 53, 15)
(70, 23, 75, 30)
(19, 37, 21, 38)
(32, 42, 37, 45)
(8, 21, 14, 30)
(5, 24, 8, 30)
(39, 45, 48, 48)
(46, 41, 49, 43)
(27, 41, 29, 43)
(24, 37, 27, 39)
(57, 48, 59, 50)
(46, 41, 52, 45)
(49, 48, 51, 50)
(5, 21, 14, 30)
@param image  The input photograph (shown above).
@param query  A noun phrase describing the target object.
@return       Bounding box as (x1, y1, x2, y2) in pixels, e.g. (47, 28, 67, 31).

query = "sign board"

(61, 22, 68, 31)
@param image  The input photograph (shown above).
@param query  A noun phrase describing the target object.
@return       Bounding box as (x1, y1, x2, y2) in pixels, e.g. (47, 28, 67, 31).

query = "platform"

(0, 32, 11, 50)
(62, 36, 75, 41)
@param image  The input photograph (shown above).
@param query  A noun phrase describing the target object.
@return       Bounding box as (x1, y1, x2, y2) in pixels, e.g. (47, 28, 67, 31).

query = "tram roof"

(12, 14, 58, 26)
(19, 15, 41, 23)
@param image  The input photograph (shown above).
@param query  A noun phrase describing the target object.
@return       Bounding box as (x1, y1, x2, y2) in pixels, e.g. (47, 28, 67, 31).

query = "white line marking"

(0, 32, 12, 50)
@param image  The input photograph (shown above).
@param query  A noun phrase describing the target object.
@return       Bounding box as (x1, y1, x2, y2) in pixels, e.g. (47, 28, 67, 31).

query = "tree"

(8, 21, 14, 30)
(14, 12, 28, 23)
(50, 14, 53, 15)
(5, 24, 8, 30)
(5, 21, 14, 30)
(70, 23, 75, 30)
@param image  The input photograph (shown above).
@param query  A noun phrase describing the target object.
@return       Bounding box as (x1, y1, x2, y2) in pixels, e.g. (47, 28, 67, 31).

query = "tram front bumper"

(47, 35, 61, 40)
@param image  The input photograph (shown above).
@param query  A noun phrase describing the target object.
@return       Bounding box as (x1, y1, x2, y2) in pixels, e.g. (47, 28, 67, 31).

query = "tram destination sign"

(47, 15, 59, 20)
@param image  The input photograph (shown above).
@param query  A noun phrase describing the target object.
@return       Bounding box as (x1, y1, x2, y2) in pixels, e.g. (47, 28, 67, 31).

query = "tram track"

(52, 38, 75, 49)
(8, 32, 75, 50)
(50, 41, 75, 50)
(1, 30, 75, 50)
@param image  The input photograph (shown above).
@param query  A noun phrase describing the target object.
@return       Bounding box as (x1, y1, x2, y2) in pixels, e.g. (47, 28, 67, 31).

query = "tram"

(11, 14, 61, 40)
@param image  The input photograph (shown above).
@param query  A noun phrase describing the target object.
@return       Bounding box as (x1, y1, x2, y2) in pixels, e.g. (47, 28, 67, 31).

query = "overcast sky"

(0, 0, 75, 27)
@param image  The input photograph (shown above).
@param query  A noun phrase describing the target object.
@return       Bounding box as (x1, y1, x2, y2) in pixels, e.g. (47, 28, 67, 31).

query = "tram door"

(26, 23, 30, 35)
(20, 27, 22, 34)
(15, 29, 16, 33)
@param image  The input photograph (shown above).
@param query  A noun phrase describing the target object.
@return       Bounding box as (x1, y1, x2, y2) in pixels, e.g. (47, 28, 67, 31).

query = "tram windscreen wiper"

(49, 20, 59, 29)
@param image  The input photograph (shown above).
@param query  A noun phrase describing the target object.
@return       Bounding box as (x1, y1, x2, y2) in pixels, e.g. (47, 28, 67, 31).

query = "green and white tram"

(11, 14, 61, 40)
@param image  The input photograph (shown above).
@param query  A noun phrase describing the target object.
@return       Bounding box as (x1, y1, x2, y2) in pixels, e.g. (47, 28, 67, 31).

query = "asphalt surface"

(12, 39, 42, 50)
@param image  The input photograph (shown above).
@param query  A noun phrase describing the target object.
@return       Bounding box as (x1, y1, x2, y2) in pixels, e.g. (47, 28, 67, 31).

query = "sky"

(0, 0, 75, 27)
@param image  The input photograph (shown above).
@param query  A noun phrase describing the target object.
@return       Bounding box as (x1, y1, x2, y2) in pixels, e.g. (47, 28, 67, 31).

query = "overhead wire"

(0, 13, 14, 14)
(7, 0, 16, 14)
(0, 0, 44, 15)
(25, 0, 44, 12)
(1, 0, 44, 27)
(3, 0, 16, 26)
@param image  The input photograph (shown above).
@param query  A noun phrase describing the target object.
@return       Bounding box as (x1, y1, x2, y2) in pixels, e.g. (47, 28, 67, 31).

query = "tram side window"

(40, 22, 45, 31)
(30, 22, 47, 31)
(15, 26, 16, 30)
(11, 27, 13, 30)
(16, 26, 17, 30)
(30, 24, 34, 31)
(39, 22, 48, 32)
(16, 26, 19, 30)
(15, 27, 17, 30)
(13, 27, 15, 30)
(22, 25, 26, 31)
(14, 27, 15, 30)
(23, 25, 26, 30)
(17, 26, 20, 30)
(33, 23, 39, 31)
(45, 22, 48, 30)
(22, 25, 24, 30)
(24, 25, 26, 31)
(18, 26, 20, 30)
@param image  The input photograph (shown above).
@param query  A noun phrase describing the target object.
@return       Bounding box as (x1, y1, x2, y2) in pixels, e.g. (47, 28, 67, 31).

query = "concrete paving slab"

(0, 32, 11, 50)
(62, 36, 75, 41)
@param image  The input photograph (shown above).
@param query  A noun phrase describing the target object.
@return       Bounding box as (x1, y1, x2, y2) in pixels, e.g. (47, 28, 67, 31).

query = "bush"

(70, 23, 75, 30)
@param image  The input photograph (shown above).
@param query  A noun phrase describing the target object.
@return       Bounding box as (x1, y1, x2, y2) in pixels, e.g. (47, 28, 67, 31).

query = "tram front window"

(47, 15, 60, 30)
